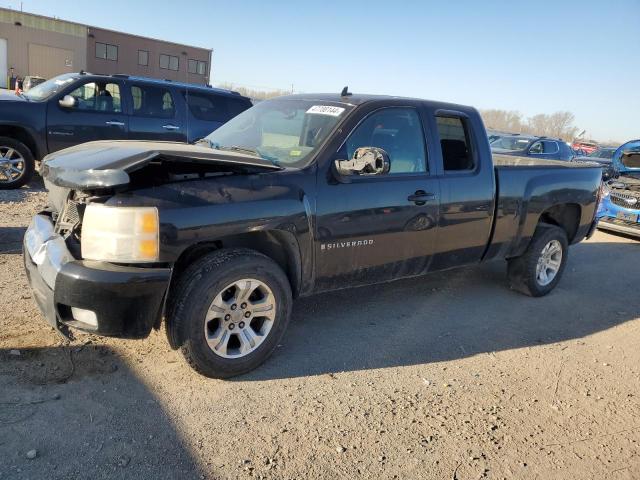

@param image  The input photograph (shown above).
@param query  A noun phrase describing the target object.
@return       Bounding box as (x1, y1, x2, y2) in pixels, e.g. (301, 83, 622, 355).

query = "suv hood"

(0, 89, 27, 102)
(41, 140, 281, 190)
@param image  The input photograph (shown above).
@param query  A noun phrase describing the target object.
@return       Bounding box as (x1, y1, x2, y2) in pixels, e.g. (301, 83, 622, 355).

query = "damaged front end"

(597, 141, 640, 238)
(25, 140, 281, 339)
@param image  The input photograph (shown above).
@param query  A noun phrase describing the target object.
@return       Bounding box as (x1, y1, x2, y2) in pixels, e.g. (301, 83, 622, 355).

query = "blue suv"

(0, 72, 252, 189)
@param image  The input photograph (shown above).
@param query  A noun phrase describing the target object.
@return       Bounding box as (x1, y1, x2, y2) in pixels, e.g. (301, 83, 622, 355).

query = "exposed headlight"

(600, 182, 610, 198)
(81, 205, 159, 263)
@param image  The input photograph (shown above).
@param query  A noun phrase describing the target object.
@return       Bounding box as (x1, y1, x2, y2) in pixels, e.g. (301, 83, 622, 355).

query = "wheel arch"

(0, 125, 41, 160)
(538, 203, 582, 243)
(160, 229, 302, 332)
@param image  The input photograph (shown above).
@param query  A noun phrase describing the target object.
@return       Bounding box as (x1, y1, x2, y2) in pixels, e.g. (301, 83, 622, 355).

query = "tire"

(0, 137, 35, 190)
(507, 224, 569, 297)
(167, 249, 292, 378)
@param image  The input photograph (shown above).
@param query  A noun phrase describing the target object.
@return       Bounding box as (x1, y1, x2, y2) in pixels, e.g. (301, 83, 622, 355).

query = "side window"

(542, 141, 559, 154)
(130, 85, 175, 118)
(183, 92, 228, 122)
(529, 141, 543, 154)
(67, 81, 121, 113)
(344, 107, 427, 174)
(436, 116, 474, 171)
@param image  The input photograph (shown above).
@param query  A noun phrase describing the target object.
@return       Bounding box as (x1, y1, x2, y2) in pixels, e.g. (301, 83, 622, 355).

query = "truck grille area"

(54, 199, 84, 236)
(609, 191, 640, 210)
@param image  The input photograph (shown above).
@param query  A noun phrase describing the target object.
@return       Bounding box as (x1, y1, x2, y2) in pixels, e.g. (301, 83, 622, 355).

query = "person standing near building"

(8, 67, 17, 90)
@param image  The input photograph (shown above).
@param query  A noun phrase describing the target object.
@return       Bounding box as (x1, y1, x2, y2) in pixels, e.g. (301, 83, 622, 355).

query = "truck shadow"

(243, 238, 640, 381)
(0, 174, 45, 204)
(0, 345, 204, 479)
(0, 226, 26, 253)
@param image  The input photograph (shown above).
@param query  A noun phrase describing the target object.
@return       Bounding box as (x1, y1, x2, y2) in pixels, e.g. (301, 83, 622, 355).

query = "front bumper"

(597, 195, 640, 239)
(23, 214, 172, 339)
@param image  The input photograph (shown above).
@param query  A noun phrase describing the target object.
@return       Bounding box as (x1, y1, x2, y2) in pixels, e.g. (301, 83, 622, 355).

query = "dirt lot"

(1, 181, 639, 480)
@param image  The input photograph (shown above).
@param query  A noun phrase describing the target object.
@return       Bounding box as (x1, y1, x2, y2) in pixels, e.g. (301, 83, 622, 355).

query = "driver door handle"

(408, 190, 435, 205)
(105, 120, 125, 126)
(162, 124, 180, 131)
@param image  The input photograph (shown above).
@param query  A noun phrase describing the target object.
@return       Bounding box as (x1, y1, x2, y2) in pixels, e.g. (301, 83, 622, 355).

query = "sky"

(7, 0, 640, 141)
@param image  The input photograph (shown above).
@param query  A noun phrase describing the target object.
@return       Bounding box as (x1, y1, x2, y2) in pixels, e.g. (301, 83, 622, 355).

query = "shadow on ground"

(0, 345, 203, 480)
(0, 174, 45, 204)
(0, 226, 26, 254)
(240, 238, 640, 381)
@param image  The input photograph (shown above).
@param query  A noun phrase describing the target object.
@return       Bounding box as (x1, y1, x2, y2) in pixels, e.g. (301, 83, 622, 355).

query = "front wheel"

(507, 224, 569, 297)
(167, 249, 292, 378)
(0, 137, 35, 190)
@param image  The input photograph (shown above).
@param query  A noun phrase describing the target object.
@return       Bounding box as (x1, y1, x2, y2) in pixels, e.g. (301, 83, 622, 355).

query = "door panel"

(0, 39, 7, 89)
(315, 106, 440, 291)
(127, 84, 186, 142)
(428, 113, 495, 270)
(46, 80, 127, 152)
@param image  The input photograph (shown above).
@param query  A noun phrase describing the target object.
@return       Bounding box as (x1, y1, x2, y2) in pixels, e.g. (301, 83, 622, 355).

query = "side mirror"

(334, 147, 391, 177)
(58, 95, 76, 108)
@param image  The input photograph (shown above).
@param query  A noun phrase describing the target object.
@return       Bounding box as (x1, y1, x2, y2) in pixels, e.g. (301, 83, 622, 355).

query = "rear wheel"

(507, 224, 569, 297)
(167, 249, 292, 378)
(0, 137, 34, 190)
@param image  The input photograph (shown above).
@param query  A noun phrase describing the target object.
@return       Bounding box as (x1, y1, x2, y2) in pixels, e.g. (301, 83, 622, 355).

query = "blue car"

(491, 135, 575, 161)
(597, 139, 640, 238)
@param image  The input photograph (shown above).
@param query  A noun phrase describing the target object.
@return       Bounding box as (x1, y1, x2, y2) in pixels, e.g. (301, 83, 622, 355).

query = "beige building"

(86, 27, 211, 84)
(0, 7, 212, 88)
(0, 8, 87, 88)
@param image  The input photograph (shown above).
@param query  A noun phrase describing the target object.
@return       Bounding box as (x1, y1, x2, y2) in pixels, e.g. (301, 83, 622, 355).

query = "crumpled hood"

(612, 139, 640, 173)
(41, 140, 281, 190)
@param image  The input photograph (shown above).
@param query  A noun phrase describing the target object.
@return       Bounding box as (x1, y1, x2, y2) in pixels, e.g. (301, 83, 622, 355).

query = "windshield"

(491, 136, 532, 151)
(23, 73, 78, 101)
(203, 98, 352, 167)
(588, 148, 615, 159)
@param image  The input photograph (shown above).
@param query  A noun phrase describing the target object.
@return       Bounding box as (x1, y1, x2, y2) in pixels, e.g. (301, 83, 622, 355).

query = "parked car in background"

(23, 92, 602, 377)
(0, 72, 253, 189)
(572, 140, 599, 155)
(22, 76, 46, 92)
(491, 135, 575, 161)
(597, 139, 640, 238)
(573, 146, 618, 179)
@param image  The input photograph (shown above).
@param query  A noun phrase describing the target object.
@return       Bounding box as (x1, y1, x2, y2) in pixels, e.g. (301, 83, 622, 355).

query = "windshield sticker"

(306, 105, 345, 117)
(289, 150, 302, 157)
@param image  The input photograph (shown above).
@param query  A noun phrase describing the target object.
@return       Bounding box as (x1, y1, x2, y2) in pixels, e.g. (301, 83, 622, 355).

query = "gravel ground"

(1, 181, 639, 480)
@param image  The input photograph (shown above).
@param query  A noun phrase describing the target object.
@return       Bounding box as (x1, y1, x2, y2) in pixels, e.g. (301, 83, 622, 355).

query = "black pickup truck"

(24, 92, 602, 378)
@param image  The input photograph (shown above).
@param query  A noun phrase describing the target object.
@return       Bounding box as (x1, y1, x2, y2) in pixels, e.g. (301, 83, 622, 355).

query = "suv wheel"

(167, 249, 292, 378)
(0, 137, 35, 190)
(507, 224, 569, 297)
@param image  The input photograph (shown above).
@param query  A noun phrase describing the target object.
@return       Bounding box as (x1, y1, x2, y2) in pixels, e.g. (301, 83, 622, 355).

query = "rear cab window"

(435, 116, 475, 171)
(182, 90, 252, 123)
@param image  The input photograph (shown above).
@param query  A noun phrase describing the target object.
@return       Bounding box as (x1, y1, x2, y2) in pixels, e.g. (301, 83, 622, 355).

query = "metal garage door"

(28, 43, 74, 79)
(0, 39, 7, 88)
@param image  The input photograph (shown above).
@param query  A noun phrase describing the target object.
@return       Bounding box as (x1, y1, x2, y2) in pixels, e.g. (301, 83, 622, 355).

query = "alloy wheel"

(204, 278, 276, 358)
(536, 239, 563, 286)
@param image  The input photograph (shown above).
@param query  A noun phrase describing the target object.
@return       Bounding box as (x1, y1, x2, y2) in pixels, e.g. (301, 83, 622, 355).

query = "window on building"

(138, 50, 149, 66)
(436, 116, 475, 171)
(188, 59, 208, 75)
(67, 81, 122, 112)
(160, 54, 179, 71)
(96, 42, 118, 61)
(130, 85, 175, 118)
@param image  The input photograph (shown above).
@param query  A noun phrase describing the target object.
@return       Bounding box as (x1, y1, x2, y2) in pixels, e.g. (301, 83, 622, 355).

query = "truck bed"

(493, 154, 603, 169)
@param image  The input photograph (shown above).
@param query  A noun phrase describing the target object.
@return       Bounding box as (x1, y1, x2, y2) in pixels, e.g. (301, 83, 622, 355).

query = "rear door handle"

(408, 190, 435, 205)
(162, 124, 180, 131)
(105, 120, 125, 126)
